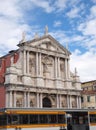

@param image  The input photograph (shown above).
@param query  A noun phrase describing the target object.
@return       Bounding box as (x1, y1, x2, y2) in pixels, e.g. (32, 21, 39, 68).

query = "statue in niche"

(44, 25, 48, 35)
(72, 100, 77, 107)
(29, 58, 35, 73)
(16, 99, 22, 107)
(60, 63, 64, 71)
(62, 98, 67, 107)
(19, 31, 26, 43)
(30, 100, 34, 107)
(42, 56, 53, 73)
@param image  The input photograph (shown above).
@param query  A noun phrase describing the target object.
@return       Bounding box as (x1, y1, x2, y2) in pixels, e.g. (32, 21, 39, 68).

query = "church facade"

(0, 28, 81, 108)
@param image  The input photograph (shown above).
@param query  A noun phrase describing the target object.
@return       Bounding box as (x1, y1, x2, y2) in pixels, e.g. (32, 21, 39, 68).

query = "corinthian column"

(67, 59, 70, 79)
(58, 57, 60, 78)
(59, 94, 62, 108)
(24, 92, 27, 107)
(27, 92, 30, 107)
(9, 91, 12, 107)
(14, 91, 16, 107)
(6, 92, 9, 107)
(39, 53, 42, 76)
(36, 52, 39, 76)
(79, 96, 81, 108)
(55, 57, 57, 78)
(67, 95, 70, 108)
(65, 58, 68, 79)
(37, 93, 39, 108)
(56, 94, 59, 108)
(23, 50, 26, 74)
(27, 51, 29, 74)
(40, 93, 42, 108)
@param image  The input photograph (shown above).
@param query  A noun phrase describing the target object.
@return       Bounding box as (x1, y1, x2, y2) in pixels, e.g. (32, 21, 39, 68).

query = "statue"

(19, 31, 26, 43)
(45, 25, 48, 35)
(34, 32, 39, 39)
(75, 67, 77, 76)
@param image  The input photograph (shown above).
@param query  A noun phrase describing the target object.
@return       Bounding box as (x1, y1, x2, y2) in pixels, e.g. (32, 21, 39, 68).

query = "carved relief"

(29, 58, 36, 74)
(30, 93, 36, 107)
(42, 55, 53, 78)
(60, 63, 64, 71)
(72, 96, 77, 108)
(62, 98, 67, 107)
(30, 100, 34, 107)
(72, 100, 77, 107)
(60, 60, 65, 79)
(16, 99, 22, 107)
(17, 76, 22, 82)
(42, 55, 53, 73)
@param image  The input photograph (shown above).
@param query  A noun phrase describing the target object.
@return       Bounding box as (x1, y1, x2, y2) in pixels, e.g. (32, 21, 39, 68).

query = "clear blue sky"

(0, 0, 96, 81)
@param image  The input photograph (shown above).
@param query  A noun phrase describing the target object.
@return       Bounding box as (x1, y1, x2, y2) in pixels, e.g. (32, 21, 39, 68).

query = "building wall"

(0, 33, 81, 109)
(81, 80, 96, 108)
(0, 86, 5, 108)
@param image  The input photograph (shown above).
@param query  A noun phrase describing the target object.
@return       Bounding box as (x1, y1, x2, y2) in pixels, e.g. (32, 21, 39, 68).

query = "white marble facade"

(5, 29, 82, 109)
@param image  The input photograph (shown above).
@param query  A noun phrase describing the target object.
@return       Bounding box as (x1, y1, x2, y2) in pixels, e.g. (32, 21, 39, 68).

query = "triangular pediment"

(18, 34, 71, 55)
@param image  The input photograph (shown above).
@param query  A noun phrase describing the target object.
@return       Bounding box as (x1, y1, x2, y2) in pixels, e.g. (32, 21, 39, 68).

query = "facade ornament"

(44, 25, 48, 35)
(62, 98, 67, 107)
(60, 63, 64, 71)
(66, 43, 68, 50)
(42, 55, 53, 73)
(75, 67, 77, 76)
(34, 33, 39, 39)
(65, 43, 69, 55)
(72, 100, 76, 107)
(29, 58, 36, 73)
(19, 31, 26, 43)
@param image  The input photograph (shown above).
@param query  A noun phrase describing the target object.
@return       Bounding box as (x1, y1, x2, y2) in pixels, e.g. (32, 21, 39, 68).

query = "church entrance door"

(43, 97, 52, 108)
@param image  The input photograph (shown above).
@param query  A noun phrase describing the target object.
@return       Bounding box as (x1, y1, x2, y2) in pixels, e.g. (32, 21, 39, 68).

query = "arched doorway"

(43, 97, 52, 108)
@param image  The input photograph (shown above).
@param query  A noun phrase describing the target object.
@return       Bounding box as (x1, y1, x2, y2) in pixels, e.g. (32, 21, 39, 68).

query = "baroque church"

(0, 27, 82, 109)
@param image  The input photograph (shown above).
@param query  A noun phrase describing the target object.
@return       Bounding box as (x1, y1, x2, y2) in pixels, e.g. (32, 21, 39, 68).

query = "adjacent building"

(0, 27, 81, 109)
(81, 80, 96, 109)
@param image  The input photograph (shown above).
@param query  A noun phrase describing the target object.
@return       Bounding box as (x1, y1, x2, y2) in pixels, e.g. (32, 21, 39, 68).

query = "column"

(27, 51, 29, 74)
(59, 95, 62, 108)
(67, 59, 70, 79)
(14, 91, 16, 107)
(36, 52, 39, 76)
(67, 95, 70, 108)
(58, 57, 60, 78)
(6, 92, 9, 107)
(70, 95, 72, 108)
(9, 91, 12, 107)
(24, 92, 27, 107)
(39, 53, 42, 76)
(55, 57, 57, 78)
(56, 94, 59, 108)
(79, 96, 81, 108)
(65, 58, 68, 79)
(39, 93, 42, 108)
(37, 93, 39, 108)
(76, 96, 79, 108)
(23, 50, 26, 74)
(27, 92, 30, 107)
